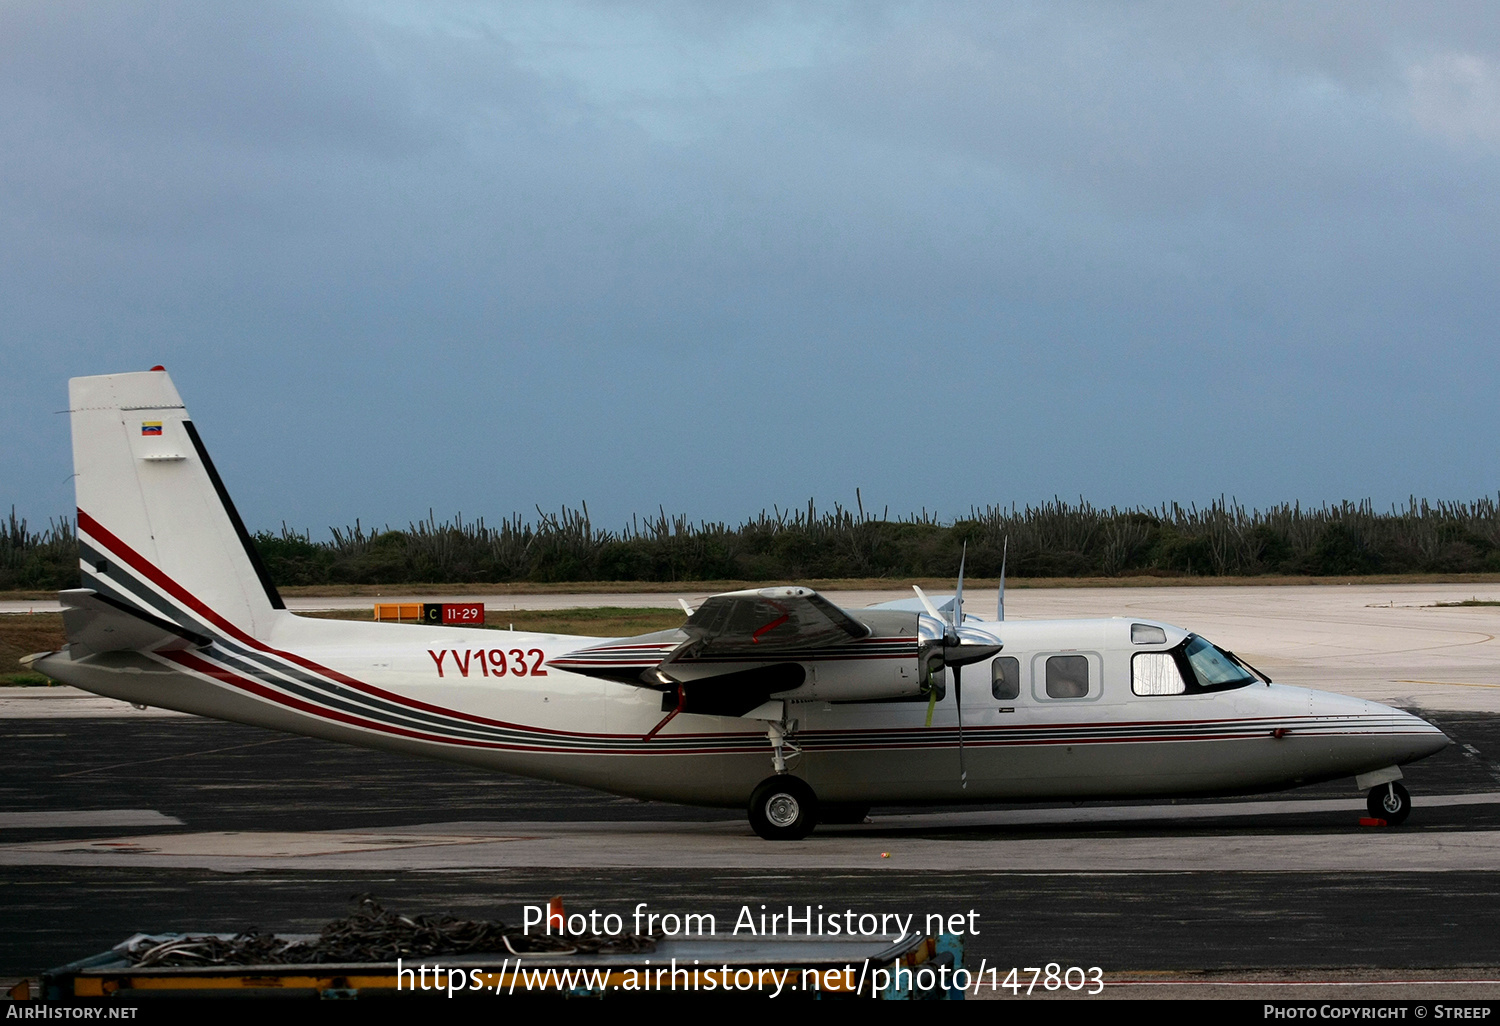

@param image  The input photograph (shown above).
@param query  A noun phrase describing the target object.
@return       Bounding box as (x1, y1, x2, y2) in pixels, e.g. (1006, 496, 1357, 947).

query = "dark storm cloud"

(0, 1, 426, 153)
(2, 2, 1497, 533)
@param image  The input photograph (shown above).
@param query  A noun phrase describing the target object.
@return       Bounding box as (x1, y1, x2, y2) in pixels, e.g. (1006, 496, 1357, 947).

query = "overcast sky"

(4, 2, 1499, 535)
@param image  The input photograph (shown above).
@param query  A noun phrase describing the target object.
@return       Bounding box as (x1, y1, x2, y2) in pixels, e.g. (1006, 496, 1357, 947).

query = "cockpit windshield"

(1182, 635, 1257, 691)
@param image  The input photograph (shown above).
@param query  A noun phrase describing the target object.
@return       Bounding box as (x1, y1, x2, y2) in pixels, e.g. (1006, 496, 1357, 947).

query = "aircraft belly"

(795, 734, 1299, 803)
(32, 652, 776, 804)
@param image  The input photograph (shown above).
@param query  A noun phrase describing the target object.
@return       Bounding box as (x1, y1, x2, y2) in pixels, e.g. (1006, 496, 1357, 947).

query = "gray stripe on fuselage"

(191, 647, 538, 745)
(80, 541, 210, 633)
(78, 537, 589, 744)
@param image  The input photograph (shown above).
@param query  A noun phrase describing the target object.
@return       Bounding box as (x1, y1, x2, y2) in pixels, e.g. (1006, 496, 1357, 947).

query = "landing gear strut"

(766, 719, 801, 774)
(747, 700, 800, 775)
(1367, 781, 1411, 825)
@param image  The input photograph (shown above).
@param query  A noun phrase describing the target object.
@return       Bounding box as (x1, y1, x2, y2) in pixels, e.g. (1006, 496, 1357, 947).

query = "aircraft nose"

(1308, 689, 1450, 765)
(1372, 702, 1450, 763)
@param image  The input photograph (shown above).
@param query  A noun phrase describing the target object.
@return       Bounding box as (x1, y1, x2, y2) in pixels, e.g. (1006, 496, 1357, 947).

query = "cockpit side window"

(991, 656, 1020, 700)
(1181, 636, 1256, 691)
(1132, 652, 1186, 695)
(1130, 636, 1255, 696)
(1131, 623, 1167, 645)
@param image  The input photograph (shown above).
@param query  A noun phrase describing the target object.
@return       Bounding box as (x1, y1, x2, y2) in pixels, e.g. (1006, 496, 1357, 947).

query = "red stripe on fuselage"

(77, 509, 650, 740)
(162, 649, 494, 749)
(159, 649, 759, 755)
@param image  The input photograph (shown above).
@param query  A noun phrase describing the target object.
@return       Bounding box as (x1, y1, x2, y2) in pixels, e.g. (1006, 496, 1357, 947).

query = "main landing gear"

(746, 700, 824, 839)
(748, 775, 819, 840)
(1367, 781, 1412, 826)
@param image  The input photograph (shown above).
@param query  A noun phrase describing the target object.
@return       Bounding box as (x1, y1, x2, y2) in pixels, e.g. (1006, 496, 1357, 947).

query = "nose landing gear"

(1366, 781, 1411, 826)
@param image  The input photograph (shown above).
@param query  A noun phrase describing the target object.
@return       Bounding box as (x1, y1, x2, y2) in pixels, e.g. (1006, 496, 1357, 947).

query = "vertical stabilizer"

(69, 369, 284, 642)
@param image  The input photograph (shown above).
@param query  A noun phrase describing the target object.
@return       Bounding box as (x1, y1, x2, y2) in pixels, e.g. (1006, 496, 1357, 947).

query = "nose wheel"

(1367, 781, 1411, 825)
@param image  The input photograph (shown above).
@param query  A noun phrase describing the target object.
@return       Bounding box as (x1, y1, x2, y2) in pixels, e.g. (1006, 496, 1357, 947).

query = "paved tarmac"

(4, 713, 1500, 992)
(10, 804, 1500, 873)
(5, 584, 1500, 1000)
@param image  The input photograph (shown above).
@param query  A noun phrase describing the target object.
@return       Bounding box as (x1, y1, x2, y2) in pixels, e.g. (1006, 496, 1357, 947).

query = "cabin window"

(1132, 652, 1186, 695)
(991, 656, 1020, 700)
(1131, 623, 1167, 645)
(1044, 654, 1089, 699)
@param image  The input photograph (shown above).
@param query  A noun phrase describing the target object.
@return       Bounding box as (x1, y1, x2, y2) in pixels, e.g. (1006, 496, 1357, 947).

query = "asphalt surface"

(6, 582, 1500, 999)
(6, 710, 1500, 832)
(5, 713, 1500, 982)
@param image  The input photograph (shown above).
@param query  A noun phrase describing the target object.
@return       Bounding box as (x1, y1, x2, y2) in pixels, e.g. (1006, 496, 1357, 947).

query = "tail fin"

(69, 369, 284, 642)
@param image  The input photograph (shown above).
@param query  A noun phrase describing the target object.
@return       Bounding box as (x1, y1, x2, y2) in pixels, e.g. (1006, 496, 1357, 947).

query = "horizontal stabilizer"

(59, 588, 212, 658)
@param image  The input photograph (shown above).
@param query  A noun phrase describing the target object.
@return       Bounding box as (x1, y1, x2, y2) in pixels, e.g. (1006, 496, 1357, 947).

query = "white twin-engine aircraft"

(27, 370, 1450, 839)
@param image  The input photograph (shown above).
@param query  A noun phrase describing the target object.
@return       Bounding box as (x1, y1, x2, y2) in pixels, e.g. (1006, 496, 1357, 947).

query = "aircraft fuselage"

(36, 611, 1447, 808)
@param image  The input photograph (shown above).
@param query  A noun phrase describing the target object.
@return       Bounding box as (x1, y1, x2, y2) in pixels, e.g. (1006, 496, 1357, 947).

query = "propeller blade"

(912, 585, 944, 621)
(954, 662, 967, 789)
(997, 536, 1007, 622)
(953, 542, 966, 629)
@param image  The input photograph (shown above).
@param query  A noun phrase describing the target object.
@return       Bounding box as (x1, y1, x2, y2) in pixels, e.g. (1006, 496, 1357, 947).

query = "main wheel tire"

(1367, 781, 1411, 826)
(748, 776, 819, 840)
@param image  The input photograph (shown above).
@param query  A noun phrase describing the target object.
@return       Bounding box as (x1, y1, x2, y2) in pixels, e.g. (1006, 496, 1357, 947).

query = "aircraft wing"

(59, 588, 212, 658)
(681, 586, 870, 655)
(550, 586, 870, 689)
